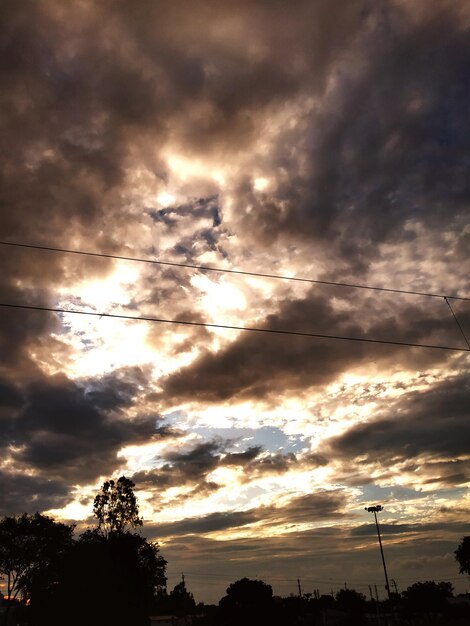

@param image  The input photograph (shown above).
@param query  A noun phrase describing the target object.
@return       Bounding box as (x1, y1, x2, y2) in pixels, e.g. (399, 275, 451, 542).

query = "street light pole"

(365, 505, 391, 600)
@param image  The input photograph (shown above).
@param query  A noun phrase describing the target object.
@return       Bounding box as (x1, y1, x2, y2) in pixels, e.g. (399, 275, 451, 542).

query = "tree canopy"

(0, 513, 74, 603)
(219, 578, 274, 625)
(335, 588, 367, 614)
(93, 475, 142, 535)
(28, 477, 166, 626)
(0, 513, 74, 626)
(455, 536, 470, 576)
(402, 580, 453, 614)
(33, 530, 167, 626)
(156, 578, 197, 617)
(222, 577, 273, 607)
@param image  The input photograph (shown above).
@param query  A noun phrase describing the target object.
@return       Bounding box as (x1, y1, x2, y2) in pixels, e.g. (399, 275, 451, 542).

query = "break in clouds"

(0, 0, 469, 600)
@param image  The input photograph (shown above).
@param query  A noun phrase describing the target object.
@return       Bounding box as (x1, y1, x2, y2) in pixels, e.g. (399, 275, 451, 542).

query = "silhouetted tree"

(32, 530, 165, 626)
(455, 536, 470, 575)
(219, 578, 274, 625)
(402, 580, 453, 615)
(157, 578, 197, 617)
(335, 589, 367, 625)
(93, 475, 142, 536)
(0, 513, 74, 623)
(171, 579, 196, 614)
(30, 478, 166, 626)
(335, 588, 367, 610)
(278, 594, 310, 626)
(193, 603, 219, 626)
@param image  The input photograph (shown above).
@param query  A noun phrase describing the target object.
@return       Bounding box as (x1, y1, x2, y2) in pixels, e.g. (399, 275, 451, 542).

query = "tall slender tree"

(93, 476, 142, 536)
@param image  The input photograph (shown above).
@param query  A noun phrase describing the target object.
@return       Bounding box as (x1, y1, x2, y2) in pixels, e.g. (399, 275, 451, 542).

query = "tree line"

(0, 477, 469, 626)
(0, 477, 165, 626)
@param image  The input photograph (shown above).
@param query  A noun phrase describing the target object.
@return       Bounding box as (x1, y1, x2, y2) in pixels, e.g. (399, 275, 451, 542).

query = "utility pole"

(365, 505, 391, 600)
(374, 585, 380, 603)
(297, 578, 303, 598)
(374, 585, 384, 626)
(369, 585, 382, 626)
(181, 573, 187, 626)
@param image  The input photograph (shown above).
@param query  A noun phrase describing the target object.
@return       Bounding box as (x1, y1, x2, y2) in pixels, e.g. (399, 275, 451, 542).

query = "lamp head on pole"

(365, 505, 384, 513)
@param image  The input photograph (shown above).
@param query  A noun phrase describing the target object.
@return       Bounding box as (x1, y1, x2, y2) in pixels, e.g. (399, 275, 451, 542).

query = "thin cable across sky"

(0, 302, 468, 352)
(1, 240, 469, 301)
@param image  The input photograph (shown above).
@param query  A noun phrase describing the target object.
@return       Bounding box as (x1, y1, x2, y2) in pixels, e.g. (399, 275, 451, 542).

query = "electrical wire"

(445, 297, 470, 350)
(2, 240, 468, 592)
(1, 240, 469, 301)
(166, 571, 466, 586)
(0, 301, 468, 352)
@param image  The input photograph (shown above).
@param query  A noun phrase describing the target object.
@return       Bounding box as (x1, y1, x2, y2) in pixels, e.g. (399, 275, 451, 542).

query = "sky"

(0, 0, 469, 604)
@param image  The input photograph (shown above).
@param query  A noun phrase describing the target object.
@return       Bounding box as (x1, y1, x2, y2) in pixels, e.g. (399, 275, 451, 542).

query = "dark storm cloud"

(0, 368, 171, 485)
(351, 520, 470, 537)
(133, 440, 311, 496)
(271, 491, 346, 525)
(161, 289, 461, 402)
(237, 451, 299, 479)
(0, 471, 70, 517)
(235, 4, 470, 275)
(221, 446, 264, 466)
(419, 459, 470, 487)
(133, 441, 224, 491)
(331, 374, 470, 463)
(110, 0, 365, 153)
(148, 510, 258, 537)
(0, 283, 62, 375)
(0, 378, 23, 409)
(164, 441, 224, 482)
(148, 490, 345, 538)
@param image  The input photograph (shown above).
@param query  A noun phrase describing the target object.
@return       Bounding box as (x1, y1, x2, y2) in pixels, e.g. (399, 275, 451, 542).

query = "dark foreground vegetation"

(1, 478, 469, 626)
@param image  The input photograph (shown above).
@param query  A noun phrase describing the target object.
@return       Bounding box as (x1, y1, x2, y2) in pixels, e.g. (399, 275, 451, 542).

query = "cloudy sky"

(1, 0, 469, 602)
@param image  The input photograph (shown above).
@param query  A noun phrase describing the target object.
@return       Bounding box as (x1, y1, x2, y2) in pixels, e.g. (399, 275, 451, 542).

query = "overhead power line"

(445, 297, 470, 350)
(1, 240, 469, 301)
(0, 302, 468, 352)
(166, 571, 467, 586)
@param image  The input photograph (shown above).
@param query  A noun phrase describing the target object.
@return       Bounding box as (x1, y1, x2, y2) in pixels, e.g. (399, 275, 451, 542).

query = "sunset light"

(1, 0, 469, 618)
